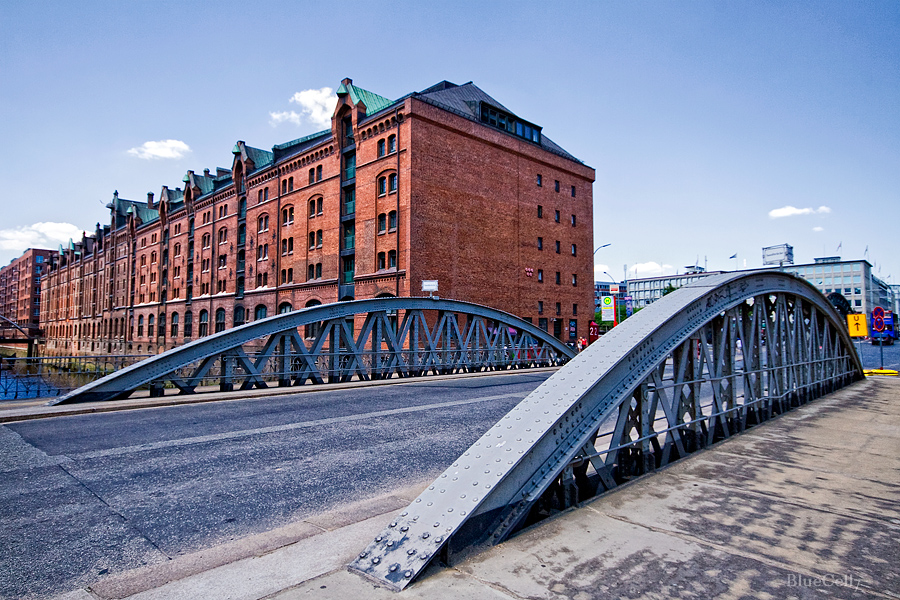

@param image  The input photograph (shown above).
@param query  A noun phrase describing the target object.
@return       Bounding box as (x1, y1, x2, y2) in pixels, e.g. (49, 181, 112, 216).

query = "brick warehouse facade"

(0, 248, 56, 339)
(41, 78, 595, 356)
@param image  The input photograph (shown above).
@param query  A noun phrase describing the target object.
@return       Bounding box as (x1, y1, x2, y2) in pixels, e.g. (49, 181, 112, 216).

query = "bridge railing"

(0, 355, 151, 399)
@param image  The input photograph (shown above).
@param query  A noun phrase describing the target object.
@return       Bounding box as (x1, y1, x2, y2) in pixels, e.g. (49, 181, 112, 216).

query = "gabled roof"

(337, 80, 396, 115)
(107, 190, 159, 229)
(272, 130, 332, 161)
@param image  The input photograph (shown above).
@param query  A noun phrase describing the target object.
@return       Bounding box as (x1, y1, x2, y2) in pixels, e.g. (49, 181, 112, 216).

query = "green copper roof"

(341, 82, 394, 115)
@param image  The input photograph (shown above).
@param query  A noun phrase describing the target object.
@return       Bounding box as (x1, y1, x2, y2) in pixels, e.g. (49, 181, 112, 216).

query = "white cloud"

(768, 205, 831, 219)
(270, 87, 337, 127)
(126, 139, 191, 160)
(812, 226, 824, 232)
(628, 262, 675, 277)
(0, 222, 84, 253)
(593, 263, 611, 279)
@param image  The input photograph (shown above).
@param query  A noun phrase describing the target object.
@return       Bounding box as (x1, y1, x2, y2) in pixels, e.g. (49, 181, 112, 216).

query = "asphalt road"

(0, 372, 551, 600)
(854, 338, 900, 370)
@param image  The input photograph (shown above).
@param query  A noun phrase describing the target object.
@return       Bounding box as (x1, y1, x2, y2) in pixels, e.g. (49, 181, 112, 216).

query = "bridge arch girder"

(52, 297, 575, 405)
(351, 270, 864, 590)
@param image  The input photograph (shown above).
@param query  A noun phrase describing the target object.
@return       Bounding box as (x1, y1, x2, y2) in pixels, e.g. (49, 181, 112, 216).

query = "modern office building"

(41, 78, 595, 356)
(783, 257, 892, 315)
(0, 248, 56, 338)
(625, 269, 725, 308)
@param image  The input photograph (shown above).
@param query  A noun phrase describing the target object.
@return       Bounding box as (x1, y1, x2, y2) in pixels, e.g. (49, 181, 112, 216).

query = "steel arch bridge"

(52, 297, 575, 405)
(350, 270, 864, 590)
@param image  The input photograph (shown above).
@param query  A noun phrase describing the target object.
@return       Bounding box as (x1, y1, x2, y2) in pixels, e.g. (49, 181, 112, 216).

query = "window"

(377, 139, 385, 157)
(137, 315, 144, 337)
(388, 250, 397, 269)
(378, 213, 386, 233)
(571, 185, 576, 197)
(538, 301, 544, 314)
(281, 180, 287, 195)
(555, 240, 561, 254)
(343, 189, 355, 215)
(377, 252, 386, 270)
(537, 269, 543, 282)
(148, 315, 155, 338)
(151, 251, 157, 264)
(184, 311, 193, 338)
(571, 214, 576, 226)
(388, 173, 398, 193)
(256, 244, 268, 261)
(308, 232, 316, 249)
(555, 302, 561, 316)
(279, 302, 293, 314)
(572, 274, 577, 286)
(537, 174, 542, 187)
(378, 176, 387, 196)
(343, 222, 355, 250)
(479, 103, 541, 144)
(316, 229, 323, 247)
(281, 237, 294, 255)
(388, 210, 397, 230)
(309, 168, 315, 184)
(537, 205, 543, 219)
(282, 206, 294, 225)
(258, 190, 263, 204)
(554, 180, 560, 192)
(309, 199, 316, 218)
(214, 308, 226, 333)
(258, 215, 269, 232)
(308, 264, 315, 280)
(316, 263, 322, 278)
(556, 271, 561, 285)
(238, 224, 245, 245)
(571, 244, 577, 256)
(317, 197, 323, 215)
(316, 165, 322, 181)
(199, 310, 209, 336)
(218, 254, 226, 269)
(202, 234, 210, 249)
(554, 210, 560, 223)
(538, 317, 548, 332)
(255, 305, 267, 320)
(537, 237, 543, 250)
(171, 312, 179, 337)
(218, 228, 227, 244)
(388, 134, 396, 153)
(342, 256, 355, 283)
(234, 306, 245, 327)
(288, 176, 294, 192)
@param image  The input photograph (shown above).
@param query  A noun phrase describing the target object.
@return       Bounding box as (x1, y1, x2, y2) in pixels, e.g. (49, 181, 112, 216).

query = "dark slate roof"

(412, 81, 582, 164)
(107, 191, 159, 229)
(245, 146, 274, 172)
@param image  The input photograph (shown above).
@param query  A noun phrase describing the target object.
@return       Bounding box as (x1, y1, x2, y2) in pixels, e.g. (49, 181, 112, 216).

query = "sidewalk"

(51, 376, 899, 600)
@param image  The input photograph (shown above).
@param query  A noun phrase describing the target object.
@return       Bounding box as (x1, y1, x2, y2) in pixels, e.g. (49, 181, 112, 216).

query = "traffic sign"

(873, 306, 885, 319)
(847, 314, 868, 337)
(873, 316, 885, 332)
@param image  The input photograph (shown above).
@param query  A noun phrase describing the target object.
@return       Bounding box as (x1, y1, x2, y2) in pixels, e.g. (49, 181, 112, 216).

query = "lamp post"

(600, 271, 620, 326)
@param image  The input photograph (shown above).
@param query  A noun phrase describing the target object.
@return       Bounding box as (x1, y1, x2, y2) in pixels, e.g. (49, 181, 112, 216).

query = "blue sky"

(1, 1, 897, 283)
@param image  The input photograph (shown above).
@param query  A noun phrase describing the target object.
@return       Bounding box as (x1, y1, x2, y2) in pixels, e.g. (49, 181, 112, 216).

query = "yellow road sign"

(847, 314, 868, 337)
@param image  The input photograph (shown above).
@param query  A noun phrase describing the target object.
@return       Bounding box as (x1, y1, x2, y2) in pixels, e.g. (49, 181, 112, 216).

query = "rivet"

(440, 489, 445, 493)
(372, 557, 380, 564)
(436, 536, 443, 543)
(429, 486, 434, 490)
(404, 570, 412, 578)
(422, 532, 430, 539)
(359, 552, 368, 558)
(427, 502, 433, 506)
(433, 522, 440, 527)
(387, 541, 394, 547)
(473, 482, 479, 486)
(400, 512, 408, 517)
(408, 549, 416, 555)
(416, 499, 422, 503)
(460, 494, 466, 499)
(376, 536, 383, 542)
(389, 522, 397, 528)
(460, 511, 466, 516)
(419, 553, 428, 560)
(400, 526, 409, 532)
(390, 564, 398, 572)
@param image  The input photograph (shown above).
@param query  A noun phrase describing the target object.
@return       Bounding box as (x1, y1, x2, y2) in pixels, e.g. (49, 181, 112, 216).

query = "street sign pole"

(873, 307, 886, 370)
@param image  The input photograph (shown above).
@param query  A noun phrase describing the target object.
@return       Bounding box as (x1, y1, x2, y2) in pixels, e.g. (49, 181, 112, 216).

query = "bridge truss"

(351, 271, 864, 590)
(53, 297, 575, 404)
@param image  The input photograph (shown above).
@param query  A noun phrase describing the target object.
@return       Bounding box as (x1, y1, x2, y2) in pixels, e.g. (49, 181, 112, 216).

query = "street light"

(593, 243, 611, 255)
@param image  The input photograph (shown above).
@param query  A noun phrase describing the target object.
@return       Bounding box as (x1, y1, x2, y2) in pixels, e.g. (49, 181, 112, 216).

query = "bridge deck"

(69, 376, 897, 600)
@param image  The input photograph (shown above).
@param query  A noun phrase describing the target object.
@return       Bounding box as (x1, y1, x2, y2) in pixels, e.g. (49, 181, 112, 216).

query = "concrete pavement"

(48, 376, 900, 600)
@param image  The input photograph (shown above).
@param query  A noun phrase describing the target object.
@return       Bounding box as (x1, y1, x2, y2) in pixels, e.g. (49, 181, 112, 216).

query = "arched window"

(171, 312, 179, 338)
(281, 180, 287, 194)
(137, 315, 144, 338)
(215, 308, 226, 333)
(316, 197, 323, 214)
(202, 234, 210, 248)
(255, 305, 267, 320)
(218, 227, 227, 244)
(377, 252, 386, 270)
(308, 168, 315, 184)
(151, 251, 157, 264)
(158, 313, 165, 337)
(316, 229, 323, 247)
(388, 210, 397, 230)
(309, 199, 316, 218)
(315, 263, 322, 278)
(377, 139, 385, 157)
(288, 176, 294, 192)
(316, 165, 322, 181)
(282, 206, 294, 225)
(278, 302, 292, 314)
(257, 215, 269, 233)
(388, 134, 396, 153)
(388, 250, 397, 269)
(234, 306, 245, 327)
(378, 176, 387, 196)
(198, 310, 209, 337)
(184, 311, 193, 338)
(148, 315, 155, 338)
(377, 213, 386, 233)
(388, 173, 397, 193)
(304, 299, 322, 339)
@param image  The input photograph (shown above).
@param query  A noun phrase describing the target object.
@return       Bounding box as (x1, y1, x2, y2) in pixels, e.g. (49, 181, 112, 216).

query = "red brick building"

(42, 78, 594, 356)
(0, 248, 56, 339)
